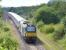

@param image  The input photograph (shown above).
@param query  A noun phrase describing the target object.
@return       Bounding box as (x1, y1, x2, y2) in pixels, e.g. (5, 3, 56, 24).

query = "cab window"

(26, 26, 36, 32)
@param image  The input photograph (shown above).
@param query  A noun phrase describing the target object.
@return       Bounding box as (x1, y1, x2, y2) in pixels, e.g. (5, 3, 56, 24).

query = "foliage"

(58, 34, 66, 50)
(39, 24, 54, 33)
(0, 23, 18, 50)
(53, 29, 65, 41)
(0, 22, 18, 50)
(0, 10, 18, 50)
(48, 1, 66, 18)
(34, 5, 60, 24)
(61, 16, 66, 25)
(0, 36, 18, 50)
(4, 6, 39, 19)
(3, 27, 10, 32)
(37, 21, 44, 28)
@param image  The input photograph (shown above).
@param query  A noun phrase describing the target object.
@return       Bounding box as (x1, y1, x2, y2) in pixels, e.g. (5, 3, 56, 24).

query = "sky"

(0, 0, 50, 7)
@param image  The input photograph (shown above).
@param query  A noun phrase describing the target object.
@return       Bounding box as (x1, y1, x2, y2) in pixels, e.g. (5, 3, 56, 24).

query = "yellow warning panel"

(26, 32, 36, 37)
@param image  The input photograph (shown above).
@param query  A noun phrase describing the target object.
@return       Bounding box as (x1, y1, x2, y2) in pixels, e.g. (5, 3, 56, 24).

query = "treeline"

(4, 4, 45, 19)
(4, 6, 38, 19)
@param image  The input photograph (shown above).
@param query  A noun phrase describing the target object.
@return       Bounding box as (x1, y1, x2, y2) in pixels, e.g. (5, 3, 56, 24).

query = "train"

(7, 12, 37, 43)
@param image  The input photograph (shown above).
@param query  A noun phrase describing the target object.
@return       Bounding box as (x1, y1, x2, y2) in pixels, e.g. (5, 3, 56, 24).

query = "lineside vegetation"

(0, 7, 19, 50)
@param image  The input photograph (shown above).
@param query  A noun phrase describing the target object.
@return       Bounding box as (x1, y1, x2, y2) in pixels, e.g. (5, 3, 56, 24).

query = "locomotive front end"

(25, 24, 37, 43)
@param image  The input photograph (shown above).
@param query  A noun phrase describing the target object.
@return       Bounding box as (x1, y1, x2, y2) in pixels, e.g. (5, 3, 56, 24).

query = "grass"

(36, 23, 65, 50)
(57, 34, 66, 50)
(37, 29, 64, 50)
(0, 16, 19, 50)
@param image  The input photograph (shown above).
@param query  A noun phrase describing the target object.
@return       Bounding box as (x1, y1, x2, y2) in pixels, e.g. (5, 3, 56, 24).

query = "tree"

(34, 5, 60, 24)
(48, 0, 66, 5)
(48, 0, 66, 18)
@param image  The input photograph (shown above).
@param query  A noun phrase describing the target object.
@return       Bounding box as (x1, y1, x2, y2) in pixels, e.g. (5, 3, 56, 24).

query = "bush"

(3, 27, 10, 32)
(0, 23, 3, 27)
(53, 29, 65, 41)
(53, 24, 65, 41)
(44, 25, 54, 33)
(40, 24, 54, 33)
(54, 24, 64, 29)
(37, 21, 44, 28)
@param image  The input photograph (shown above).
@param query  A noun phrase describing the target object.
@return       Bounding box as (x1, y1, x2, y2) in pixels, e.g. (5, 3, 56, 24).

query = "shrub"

(53, 24, 65, 41)
(40, 24, 54, 33)
(44, 25, 54, 33)
(37, 21, 44, 28)
(53, 29, 65, 41)
(0, 23, 3, 27)
(3, 27, 10, 32)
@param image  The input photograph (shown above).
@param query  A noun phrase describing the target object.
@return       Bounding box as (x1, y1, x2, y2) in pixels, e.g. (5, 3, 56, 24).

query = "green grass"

(37, 23, 65, 49)
(0, 16, 19, 50)
(57, 34, 66, 50)
(37, 29, 64, 50)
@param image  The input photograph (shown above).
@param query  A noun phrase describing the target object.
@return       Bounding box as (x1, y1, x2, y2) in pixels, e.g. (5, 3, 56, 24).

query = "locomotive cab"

(25, 24, 37, 43)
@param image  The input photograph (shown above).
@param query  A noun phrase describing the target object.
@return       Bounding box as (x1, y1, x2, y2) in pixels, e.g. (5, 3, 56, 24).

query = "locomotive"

(25, 24, 36, 43)
(7, 12, 37, 43)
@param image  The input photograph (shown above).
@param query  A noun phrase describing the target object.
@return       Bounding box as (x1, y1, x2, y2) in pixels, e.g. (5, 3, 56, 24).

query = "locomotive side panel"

(20, 22, 27, 37)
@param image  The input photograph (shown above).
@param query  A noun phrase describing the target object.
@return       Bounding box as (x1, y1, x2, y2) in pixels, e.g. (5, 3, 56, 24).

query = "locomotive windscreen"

(26, 25, 36, 32)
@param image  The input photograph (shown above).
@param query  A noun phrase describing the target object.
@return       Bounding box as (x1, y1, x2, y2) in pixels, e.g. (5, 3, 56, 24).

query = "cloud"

(1, 0, 49, 7)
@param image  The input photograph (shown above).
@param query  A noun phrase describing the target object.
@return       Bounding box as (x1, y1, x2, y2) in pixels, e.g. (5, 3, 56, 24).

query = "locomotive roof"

(8, 12, 27, 22)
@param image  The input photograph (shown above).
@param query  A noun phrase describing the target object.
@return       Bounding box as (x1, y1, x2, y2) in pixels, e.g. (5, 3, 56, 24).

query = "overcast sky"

(0, 0, 50, 7)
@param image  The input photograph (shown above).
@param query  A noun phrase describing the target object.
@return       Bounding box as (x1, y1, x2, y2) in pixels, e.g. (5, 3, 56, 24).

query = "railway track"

(28, 44, 45, 50)
(4, 12, 45, 50)
(27, 39, 45, 50)
(36, 45, 45, 50)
